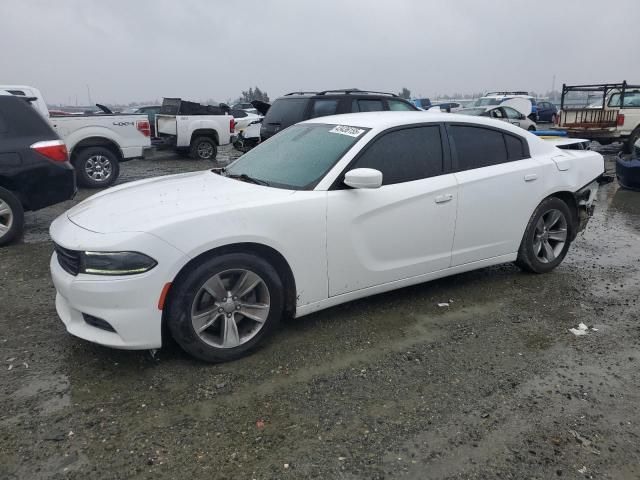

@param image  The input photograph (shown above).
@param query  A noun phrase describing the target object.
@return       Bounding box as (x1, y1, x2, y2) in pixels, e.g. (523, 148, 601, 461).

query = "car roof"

(303, 111, 502, 129)
(276, 91, 404, 100)
(303, 111, 555, 154)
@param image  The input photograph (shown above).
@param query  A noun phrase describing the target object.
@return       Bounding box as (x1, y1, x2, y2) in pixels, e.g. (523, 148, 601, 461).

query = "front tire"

(74, 147, 120, 188)
(0, 187, 24, 247)
(166, 253, 284, 362)
(516, 197, 573, 274)
(189, 137, 218, 160)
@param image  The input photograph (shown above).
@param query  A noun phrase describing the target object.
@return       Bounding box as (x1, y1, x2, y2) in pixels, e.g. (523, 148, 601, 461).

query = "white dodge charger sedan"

(50, 112, 604, 362)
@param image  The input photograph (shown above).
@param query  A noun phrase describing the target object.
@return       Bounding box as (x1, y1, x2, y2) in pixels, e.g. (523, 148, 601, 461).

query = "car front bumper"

(49, 216, 187, 349)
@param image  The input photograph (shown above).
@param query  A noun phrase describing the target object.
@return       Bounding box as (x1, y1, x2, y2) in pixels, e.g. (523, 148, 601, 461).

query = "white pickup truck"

(155, 98, 234, 160)
(556, 82, 640, 153)
(0, 85, 151, 187)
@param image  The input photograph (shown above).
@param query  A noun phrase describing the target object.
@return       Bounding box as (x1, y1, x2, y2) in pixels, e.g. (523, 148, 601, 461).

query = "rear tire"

(74, 147, 120, 188)
(528, 125, 536, 131)
(167, 252, 283, 363)
(515, 197, 573, 274)
(189, 137, 218, 160)
(0, 187, 24, 247)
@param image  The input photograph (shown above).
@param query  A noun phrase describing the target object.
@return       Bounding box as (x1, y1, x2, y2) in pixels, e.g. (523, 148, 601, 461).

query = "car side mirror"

(344, 168, 383, 189)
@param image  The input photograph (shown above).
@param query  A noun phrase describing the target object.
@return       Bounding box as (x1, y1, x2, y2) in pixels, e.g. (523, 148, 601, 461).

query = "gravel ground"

(1, 143, 639, 479)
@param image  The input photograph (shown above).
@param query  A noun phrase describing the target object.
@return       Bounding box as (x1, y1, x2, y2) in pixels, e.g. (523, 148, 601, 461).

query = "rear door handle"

(435, 193, 454, 204)
(524, 174, 538, 182)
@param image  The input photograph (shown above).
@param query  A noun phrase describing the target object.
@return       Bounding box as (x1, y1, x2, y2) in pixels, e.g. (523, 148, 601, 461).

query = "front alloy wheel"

(167, 252, 283, 362)
(191, 269, 270, 348)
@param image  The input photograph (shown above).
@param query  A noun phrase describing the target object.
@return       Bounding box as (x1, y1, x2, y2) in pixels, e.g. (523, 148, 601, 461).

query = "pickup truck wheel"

(516, 197, 573, 274)
(167, 253, 283, 362)
(0, 187, 24, 247)
(75, 147, 120, 188)
(190, 137, 218, 160)
(623, 128, 640, 154)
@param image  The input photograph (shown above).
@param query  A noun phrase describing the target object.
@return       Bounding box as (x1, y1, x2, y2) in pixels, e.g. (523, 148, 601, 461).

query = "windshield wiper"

(225, 172, 270, 186)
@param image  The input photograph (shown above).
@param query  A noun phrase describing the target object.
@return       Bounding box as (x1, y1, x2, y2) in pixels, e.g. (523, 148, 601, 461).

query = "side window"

(352, 99, 384, 112)
(503, 107, 522, 120)
(310, 99, 339, 118)
(351, 126, 443, 185)
(7, 90, 25, 96)
(449, 125, 508, 170)
(504, 133, 527, 160)
(387, 99, 415, 111)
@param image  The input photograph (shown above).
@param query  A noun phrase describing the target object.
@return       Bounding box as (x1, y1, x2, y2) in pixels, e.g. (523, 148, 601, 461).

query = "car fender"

(56, 125, 124, 156)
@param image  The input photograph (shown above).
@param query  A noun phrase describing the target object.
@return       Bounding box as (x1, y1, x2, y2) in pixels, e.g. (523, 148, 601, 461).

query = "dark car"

(616, 139, 640, 190)
(0, 95, 76, 246)
(260, 89, 417, 140)
(536, 101, 558, 123)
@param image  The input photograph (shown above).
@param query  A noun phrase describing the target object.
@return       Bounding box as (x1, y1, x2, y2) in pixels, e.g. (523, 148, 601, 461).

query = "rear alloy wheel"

(75, 147, 120, 188)
(0, 187, 24, 247)
(516, 197, 573, 273)
(189, 137, 218, 160)
(167, 253, 283, 362)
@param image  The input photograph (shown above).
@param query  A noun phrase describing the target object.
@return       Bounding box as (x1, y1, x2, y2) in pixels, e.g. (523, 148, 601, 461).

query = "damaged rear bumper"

(575, 179, 600, 233)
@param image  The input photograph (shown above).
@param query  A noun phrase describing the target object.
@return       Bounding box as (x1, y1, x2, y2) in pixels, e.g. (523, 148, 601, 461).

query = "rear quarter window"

(0, 97, 55, 137)
(387, 99, 416, 111)
(264, 98, 309, 126)
(309, 99, 340, 118)
(352, 99, 384, 112)
(448, 125, 508, 170)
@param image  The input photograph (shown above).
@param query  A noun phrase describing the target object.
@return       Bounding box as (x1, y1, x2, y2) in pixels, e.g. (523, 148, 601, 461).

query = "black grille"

(54, 243, 81, 276)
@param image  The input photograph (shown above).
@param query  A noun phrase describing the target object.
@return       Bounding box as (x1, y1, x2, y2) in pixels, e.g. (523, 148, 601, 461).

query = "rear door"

(447, 123, 547, 265)
(326, 124, 458, 295)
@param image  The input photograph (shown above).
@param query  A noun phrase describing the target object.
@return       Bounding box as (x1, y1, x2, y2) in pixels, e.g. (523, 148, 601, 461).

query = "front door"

(326, 124, 458, 296)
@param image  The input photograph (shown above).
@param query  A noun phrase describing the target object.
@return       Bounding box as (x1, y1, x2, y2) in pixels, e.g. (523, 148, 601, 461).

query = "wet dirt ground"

(1, 144, 639, 479)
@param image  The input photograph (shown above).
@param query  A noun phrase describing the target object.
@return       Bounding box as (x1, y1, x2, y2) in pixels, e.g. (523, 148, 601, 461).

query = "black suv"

(0, 95, 76, 246)
(260, 89, 418, 140)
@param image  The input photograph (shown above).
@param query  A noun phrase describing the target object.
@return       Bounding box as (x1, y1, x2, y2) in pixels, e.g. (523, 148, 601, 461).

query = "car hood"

(66, 171, 295, 234)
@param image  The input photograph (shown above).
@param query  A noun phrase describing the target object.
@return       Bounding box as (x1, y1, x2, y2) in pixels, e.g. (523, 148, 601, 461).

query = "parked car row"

(0, 95, 76, 245)
(1, 85, 152, 188)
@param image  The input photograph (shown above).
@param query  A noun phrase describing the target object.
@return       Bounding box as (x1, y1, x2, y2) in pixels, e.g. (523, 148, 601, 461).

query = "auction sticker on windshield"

(329, 125, 365, 137)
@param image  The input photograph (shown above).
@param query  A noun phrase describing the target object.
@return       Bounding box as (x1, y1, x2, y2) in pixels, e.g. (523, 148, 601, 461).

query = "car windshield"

(475, 98, 501, 106)
(225, 123, 368, 190)
(459, 108, 487, 116)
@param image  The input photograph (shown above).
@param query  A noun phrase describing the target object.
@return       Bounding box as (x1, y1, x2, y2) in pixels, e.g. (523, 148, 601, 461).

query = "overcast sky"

(2, 0, 639, 105)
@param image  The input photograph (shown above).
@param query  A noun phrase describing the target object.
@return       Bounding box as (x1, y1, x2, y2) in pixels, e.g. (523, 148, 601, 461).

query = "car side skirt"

(295, 253, 517, 318)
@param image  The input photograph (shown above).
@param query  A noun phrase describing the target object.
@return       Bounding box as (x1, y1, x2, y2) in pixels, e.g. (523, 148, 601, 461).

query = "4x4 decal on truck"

(113, 121, 135, 127)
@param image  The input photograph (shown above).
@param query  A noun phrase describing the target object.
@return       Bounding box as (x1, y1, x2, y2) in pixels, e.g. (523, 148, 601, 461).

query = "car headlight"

(80, 251, 157, 275)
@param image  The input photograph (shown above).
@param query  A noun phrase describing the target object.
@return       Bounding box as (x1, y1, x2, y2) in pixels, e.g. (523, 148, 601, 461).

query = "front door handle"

(435, 193, 454, 204)
(524, 174, 538, 182)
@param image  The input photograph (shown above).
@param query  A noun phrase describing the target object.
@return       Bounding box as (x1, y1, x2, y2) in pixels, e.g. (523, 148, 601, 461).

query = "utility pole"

(86, 84, 92, 106)
(551, 74, 556, 101)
